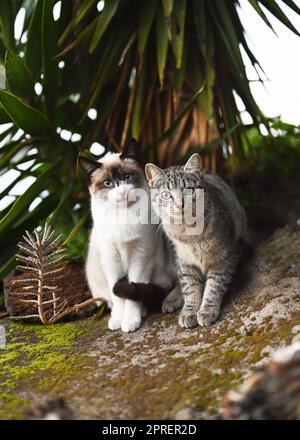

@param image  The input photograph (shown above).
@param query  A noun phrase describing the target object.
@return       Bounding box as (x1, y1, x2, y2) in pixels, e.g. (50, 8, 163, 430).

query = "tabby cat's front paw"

(178, 310, 198, 328)
(162, 296, 183, 313)
(197, 309, 219, 327)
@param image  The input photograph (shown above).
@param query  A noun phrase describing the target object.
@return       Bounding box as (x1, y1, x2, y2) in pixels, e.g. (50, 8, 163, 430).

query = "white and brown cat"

(79, 139, 182, 333)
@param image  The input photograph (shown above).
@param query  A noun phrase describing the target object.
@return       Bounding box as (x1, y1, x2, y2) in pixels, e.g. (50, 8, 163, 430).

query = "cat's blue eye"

(103, 180, 113, 188)
(123, 174, 132, 182)
(161, 190, 172, 201)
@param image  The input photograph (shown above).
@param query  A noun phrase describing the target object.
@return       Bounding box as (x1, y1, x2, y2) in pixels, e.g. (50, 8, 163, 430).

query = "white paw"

(108, 316, 122, 331)
(121, 316, 142, 333)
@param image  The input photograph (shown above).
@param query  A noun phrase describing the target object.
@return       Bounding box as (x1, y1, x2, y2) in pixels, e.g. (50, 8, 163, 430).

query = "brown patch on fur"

(89, 158, 145, 195)
(113, 280, 168, 311)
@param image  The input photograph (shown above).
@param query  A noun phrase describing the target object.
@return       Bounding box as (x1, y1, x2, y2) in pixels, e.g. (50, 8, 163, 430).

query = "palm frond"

(0, 0, 299, 276)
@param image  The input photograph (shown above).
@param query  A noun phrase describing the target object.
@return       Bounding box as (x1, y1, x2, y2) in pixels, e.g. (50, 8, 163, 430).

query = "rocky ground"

(0, 222, 300, 419)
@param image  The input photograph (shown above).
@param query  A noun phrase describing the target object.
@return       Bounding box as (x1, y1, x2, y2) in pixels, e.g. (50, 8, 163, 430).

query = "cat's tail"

(113, 280, 168, 310)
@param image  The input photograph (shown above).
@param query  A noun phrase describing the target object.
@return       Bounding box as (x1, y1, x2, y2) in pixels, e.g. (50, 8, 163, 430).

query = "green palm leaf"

(0, 90, 53, 138)
(5, 51, 34, 99)
(162, 0, 174, 17)
(0, 0, 299, 279)
(89, 0, 120, 53)
(41, 0, 59, 118)
(0, 164, 54, 235)
(156, 2, 169, 85)
(171, 0, 186, 69)
(25, 0, 43, 78)
(259, 0, 300, 35)
(138, 0, 158, 54)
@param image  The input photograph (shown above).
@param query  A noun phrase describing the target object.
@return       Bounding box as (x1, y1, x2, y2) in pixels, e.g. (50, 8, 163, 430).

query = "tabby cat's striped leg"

(162, 284, 183, 313)
(178, 265, 205, 328)
(197, 265, 234, 327)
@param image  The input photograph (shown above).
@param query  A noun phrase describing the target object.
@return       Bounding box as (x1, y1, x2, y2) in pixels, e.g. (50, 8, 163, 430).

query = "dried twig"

(12, 223, 105, 325)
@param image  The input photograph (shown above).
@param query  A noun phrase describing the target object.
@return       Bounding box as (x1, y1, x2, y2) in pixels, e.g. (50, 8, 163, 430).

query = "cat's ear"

(145, 163, 165, 186)
(184, 153, 203, 177)
(79, 156, 101, 178)
(120, 138, 139, 162)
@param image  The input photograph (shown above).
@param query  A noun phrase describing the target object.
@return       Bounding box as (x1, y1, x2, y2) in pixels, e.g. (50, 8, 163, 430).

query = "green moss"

(0, 394, 30, 420)
(0, 317, 96, 419)
(0, 278, 300, 420)
(268, 254, 281, 265)
(12, 320, 87, 347)
(0, 296, 5, 308)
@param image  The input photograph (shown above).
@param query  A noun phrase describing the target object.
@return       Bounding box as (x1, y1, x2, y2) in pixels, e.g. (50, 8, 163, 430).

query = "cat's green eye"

(161, 190, 172, 201)
(103, 180, 114, 188)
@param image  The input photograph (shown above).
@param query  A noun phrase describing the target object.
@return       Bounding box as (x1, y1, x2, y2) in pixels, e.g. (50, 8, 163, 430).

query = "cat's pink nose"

(116, 190, 126, 201)
(174, 197, 184, 210)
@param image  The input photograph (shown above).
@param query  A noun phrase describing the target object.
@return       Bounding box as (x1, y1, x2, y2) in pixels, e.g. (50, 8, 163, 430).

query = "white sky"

(239, 0, 300, 125)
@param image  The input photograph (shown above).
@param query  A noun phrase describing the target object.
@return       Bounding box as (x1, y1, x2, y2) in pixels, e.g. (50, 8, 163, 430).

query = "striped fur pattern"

(145, 154, 248, 328)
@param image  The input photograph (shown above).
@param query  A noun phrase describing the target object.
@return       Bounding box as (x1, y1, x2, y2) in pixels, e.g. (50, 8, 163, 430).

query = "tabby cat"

(145, 154, 249, 328)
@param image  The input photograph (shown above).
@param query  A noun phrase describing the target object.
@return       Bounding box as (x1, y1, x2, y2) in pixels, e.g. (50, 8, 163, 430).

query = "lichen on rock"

(0, 224, 300, 419)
